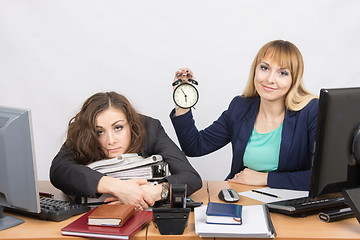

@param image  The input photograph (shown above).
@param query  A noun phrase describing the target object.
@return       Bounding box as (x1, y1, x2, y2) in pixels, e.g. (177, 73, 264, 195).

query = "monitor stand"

(342, 188, 360, 224)
(0, 206, 25, 231)
(343, 127, 360, 223)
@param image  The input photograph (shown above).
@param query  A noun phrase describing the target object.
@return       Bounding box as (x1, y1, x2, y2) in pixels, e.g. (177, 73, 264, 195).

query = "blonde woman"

(170, 40, 318, 190)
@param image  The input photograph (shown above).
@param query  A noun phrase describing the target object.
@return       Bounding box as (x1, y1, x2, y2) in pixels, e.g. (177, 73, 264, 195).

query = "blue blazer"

(170, 96, 319, 190)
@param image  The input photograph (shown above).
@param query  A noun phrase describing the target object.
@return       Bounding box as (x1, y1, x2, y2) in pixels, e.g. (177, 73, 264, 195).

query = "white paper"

(239, 187, 309, 203)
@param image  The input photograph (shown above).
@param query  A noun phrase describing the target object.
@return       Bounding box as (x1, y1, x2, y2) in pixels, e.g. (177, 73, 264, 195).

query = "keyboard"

(7, 196, 91, 222)
(266, 196, 348, 217)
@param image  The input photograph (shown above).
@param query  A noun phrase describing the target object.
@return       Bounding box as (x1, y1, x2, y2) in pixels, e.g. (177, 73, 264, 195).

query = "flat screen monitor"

(309, 87, 360, 200)
(0, 106, 40, 231)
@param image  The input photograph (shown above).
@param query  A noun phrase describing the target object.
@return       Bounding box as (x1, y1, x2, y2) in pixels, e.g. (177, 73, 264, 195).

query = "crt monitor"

(0, 106, 40, 231)
(309, 87, 360, 200)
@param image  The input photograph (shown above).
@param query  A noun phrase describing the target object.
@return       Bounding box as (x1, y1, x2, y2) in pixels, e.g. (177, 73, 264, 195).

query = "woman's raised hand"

(172, 68, 195, 116)
(173, 68, 194, 88)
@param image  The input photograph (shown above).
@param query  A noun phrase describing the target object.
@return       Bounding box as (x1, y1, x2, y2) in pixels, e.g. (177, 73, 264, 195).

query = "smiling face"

(254, 57, 292, 104)
(96, 107, 131, 158)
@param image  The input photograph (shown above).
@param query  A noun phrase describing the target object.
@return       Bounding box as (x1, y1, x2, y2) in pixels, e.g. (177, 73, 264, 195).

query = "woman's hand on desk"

(97, 176, 155, 209)
(228, 168, 268, 186)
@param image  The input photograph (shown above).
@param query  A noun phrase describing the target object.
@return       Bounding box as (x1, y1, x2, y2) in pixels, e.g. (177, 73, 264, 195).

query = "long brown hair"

(65, 92, 146, 165)
(243, 40, 317, 111)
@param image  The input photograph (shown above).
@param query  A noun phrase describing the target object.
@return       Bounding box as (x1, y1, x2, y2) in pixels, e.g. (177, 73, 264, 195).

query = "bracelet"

(160, 183, 169, 200)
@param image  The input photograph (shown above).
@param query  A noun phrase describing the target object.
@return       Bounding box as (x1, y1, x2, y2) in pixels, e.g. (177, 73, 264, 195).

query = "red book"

(61, 208, 153, 239)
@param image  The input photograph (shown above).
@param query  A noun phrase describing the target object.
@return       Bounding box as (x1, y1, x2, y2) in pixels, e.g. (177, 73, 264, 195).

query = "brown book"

(62, 208, 152, 239)
(88, 204, 135, 227)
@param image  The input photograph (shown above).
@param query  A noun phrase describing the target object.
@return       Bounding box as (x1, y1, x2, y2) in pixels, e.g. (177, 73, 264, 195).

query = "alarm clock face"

(173, 83, 199, 109)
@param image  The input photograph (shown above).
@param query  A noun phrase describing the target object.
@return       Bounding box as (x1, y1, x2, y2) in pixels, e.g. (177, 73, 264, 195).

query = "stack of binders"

(87, 154, 169, 180)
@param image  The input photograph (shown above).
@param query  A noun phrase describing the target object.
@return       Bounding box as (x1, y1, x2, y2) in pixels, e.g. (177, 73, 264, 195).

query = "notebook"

(62, 208, 152, 239)
(88, 204, 135, 227)
(195, 204, 276, 238)
(206, 202, 242, 225)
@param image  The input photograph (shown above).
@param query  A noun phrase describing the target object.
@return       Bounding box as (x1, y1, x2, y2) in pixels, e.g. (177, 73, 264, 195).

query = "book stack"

(194, 202, 276, 238)
(61, 205, 153, 239)
(87, 154, 170, 180)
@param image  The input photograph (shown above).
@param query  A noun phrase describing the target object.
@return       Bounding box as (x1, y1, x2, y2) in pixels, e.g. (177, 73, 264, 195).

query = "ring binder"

(87, 154, 170, 180)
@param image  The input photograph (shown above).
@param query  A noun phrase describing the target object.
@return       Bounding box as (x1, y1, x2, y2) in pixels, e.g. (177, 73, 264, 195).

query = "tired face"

(95, 107, 131, 158)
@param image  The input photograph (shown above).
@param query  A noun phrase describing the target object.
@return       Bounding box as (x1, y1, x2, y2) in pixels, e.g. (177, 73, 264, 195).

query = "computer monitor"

(309, 87, 360, 220)
(309, 87, 360, 198)
(0, 106, 40, 231)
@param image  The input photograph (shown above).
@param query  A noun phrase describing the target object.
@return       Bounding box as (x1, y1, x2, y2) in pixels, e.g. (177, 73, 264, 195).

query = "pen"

(252, 190, 280, 199)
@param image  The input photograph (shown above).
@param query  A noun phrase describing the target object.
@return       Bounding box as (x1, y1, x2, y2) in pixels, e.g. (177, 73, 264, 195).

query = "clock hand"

(181, 88, 188, 103)
(181, 88, 187, 97)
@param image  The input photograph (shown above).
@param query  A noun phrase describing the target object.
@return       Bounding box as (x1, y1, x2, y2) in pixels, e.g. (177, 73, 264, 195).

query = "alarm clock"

(173, 82, 199, 109)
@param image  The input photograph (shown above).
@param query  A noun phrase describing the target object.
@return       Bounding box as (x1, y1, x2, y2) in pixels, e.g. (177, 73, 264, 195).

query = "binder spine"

(263, 204, 277, 238)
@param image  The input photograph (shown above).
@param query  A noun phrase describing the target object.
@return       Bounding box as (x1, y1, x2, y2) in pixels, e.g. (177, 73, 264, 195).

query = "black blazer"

(50, 115, 202, 198)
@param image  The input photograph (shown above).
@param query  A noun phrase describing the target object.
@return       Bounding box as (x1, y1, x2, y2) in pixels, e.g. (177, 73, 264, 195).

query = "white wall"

(0, 0, 359, 181)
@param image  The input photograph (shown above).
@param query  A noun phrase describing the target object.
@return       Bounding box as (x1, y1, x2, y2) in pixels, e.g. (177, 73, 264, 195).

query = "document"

(195, 204, 276, 238)
(239, 187, 309, 203)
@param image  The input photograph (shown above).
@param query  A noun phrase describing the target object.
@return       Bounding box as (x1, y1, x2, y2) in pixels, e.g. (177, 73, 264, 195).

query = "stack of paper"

(195, 204, 276, 238)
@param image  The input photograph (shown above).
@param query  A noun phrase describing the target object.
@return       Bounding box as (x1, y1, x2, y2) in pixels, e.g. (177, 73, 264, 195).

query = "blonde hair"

(243, 40, 317, 111)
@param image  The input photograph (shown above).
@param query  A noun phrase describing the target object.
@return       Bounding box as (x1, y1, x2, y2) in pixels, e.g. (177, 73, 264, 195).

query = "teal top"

(243, 123, 283, 172)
